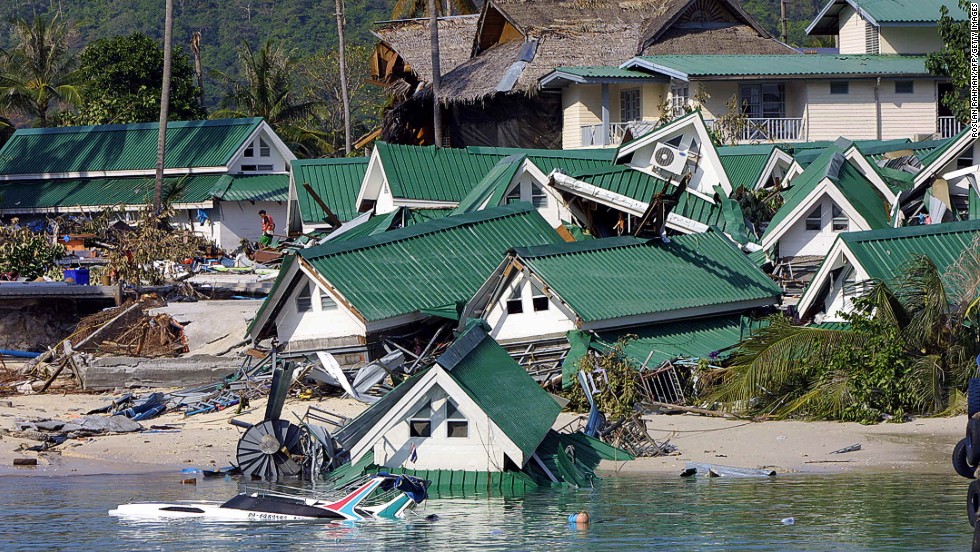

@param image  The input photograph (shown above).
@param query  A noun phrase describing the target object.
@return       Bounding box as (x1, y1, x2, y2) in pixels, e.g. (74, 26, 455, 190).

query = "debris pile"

(68, 298, 188, 358)
(4, 415, 142, 452)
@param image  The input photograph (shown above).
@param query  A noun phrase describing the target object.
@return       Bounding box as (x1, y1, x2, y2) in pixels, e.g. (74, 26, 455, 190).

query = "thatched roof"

(373, 15, 479, 84)
(438, 0, 794, 103)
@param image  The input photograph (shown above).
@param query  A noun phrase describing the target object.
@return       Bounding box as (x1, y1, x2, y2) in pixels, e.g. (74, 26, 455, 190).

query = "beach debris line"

(680, 462, 777, 478)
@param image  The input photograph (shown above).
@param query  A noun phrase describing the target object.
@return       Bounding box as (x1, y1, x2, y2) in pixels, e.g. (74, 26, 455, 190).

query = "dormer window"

(244, 143, 254, 157)
(409, 399, 432, 437)
(806, 205, 822, 231)
(831, 204, 849, 231)
(445, 399, 468, 438)
(259, 138, 271, 157)
(530, 185, 548, 209)
(506, 185, 521, 205)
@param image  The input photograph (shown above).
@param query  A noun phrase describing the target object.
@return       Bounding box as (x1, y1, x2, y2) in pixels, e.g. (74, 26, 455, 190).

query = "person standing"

(258, 210, 276, 246)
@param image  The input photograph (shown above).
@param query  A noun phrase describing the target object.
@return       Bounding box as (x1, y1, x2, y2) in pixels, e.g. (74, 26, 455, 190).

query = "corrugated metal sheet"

(452, 156, 523, 214)
(376, 142, 499, 202)
(0, 118, 262, 175)
(514, 231, 781, 323)
(467, 145, 615, 175)
(553, 66, 656, 79)
(918, 126, 971, 168)
(0, 174, 225, 213)
(842, 219, 980, 284)
(635, 54, 929, 78)
(405, 207, 454, 225)
(301, 203, 563, 322)
(719, 152, 771, 190)
(292, 157, 368, 225)
(836, 161, 891, 228)
(446, 326, 561, 461)
(850, 0, 965, 22)
(214, 174, 289, 202)
(595, 314, 746, 366)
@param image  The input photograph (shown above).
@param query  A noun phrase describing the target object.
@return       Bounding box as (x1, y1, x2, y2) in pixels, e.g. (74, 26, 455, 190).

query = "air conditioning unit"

(652, 143, 688, 176)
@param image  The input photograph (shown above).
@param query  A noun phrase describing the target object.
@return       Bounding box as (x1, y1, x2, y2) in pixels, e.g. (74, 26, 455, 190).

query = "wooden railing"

(938, 116, 965, 139)
(704, 117, 804, 142)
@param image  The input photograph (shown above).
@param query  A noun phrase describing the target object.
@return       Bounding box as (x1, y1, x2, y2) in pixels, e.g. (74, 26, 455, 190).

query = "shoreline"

(0, 392, 964, 478)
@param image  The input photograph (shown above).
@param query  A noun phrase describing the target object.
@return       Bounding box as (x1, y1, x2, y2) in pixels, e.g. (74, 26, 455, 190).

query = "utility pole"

(154, 0, 174, 213)
(428, 0, 442, 147)
(780, 0, 788, 43)
(335, 0, 352, 155)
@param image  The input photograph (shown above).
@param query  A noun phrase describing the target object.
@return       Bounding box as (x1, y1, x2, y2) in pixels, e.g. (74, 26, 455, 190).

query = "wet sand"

(0, 392, 964, 477)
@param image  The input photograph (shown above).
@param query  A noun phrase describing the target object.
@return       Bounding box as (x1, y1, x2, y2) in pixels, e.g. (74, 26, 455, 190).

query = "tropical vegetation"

(705, 239, 980, 423)
(926, 0, 971, 123)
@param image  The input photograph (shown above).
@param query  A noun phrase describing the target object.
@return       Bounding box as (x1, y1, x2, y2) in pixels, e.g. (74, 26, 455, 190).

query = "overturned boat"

(109, 473, 429, 522)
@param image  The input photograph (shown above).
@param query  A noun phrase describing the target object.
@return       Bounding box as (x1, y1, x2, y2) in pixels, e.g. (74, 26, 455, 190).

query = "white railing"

(580, 121, 659, 147)
(938, 116, 965, 139)
(704, 118, 804, 142)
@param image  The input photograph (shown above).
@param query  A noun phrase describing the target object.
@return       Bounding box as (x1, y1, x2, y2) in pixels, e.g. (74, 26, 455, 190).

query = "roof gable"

(807, 0, 966, 35)
(437, 325, 561, 462)
(373, 142, 500, 203)
(299, 203, 563, 322)
(509, 231, 780, 325)
(452, 155, 525, 214)
(292, 157, 369, 226)
(0, 118, 264, 178)
(842, 218, 980, 281)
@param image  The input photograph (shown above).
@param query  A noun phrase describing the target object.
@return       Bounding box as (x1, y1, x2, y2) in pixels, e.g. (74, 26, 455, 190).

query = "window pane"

(832, 205, 848, 231)
(830, 81, 849, 95)
(410, 420, 431, 438)
(244, 144, 254, 157)
(505, 186, 521, 204)
(530, 185, 548, 208)
(895, 81, 913, 94)
(296, 284, 313, 312)
(447, 421, 468, 438)
(620, 89, 641, 121)
(320, 292, 337, 311)
(531, 282, 549, 311)
(259, 138, 271, 157)
(806, 205, 822, 230)
(506, 285, 523, 314)
(446, 399, 465, 420)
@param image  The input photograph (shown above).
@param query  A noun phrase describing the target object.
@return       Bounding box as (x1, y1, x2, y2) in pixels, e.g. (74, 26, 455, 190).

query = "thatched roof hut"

(437, 0, 795, 103)
(371, 15, 480, 91)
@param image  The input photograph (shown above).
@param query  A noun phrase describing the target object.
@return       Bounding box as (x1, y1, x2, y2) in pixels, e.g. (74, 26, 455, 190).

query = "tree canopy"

(66, 33, 205, 126)
(927, 0, 971, 123)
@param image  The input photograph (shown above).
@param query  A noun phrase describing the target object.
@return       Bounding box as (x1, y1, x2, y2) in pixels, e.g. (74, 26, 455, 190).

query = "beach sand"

(0, 392, 964, 477)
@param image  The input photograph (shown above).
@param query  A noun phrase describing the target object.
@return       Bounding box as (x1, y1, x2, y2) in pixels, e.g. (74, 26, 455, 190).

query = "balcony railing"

(580, 121, 658, 147)
(938, 116, 965, 139)
(704, 117, 804, 142)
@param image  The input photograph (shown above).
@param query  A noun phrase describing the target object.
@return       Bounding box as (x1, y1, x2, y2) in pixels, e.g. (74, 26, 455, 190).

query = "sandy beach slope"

(0, 392, 965, 477)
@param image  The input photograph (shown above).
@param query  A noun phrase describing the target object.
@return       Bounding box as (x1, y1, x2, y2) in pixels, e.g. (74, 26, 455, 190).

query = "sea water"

(0, 471, 969, 551)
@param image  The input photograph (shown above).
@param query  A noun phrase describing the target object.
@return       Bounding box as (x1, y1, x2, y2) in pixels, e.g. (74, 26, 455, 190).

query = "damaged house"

(0, 118, 294, 249)
(382, 0, 793, 148)
(247, 204, 563, 365)
(461, 229, 782, 389)
(326, 323, 631, 492)
(287, 157, 369, 235)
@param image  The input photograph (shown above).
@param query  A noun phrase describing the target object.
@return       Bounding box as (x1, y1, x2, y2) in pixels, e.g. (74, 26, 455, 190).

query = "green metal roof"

(718, 146, 775, 190)
(630, 55, 930, 79)
(594, 314, 749, 367)
(808, 0, 966, 34)
(918, 126, 971, 168)
(971, 187, 980, 220)
(569, 165, 750, 238)
(300, 203, 563, 322)
(512, 231, 781, 323)
(442, 325, 561, 463)
(0, 118, 263, 175)
(764, 141, 889, 240)
(552, 66, 658, 79)
(452, 155, 524, 215)
(0, 174, 225, 213)
(840, 219, 980, 284)
(213, 174, 289, 202)
(325, 210, 401, 243)
(405, 208, 454, 225)
(375, 142, 499, 203)
(292, 157, 368, 225)
(466, 145, 616, 174)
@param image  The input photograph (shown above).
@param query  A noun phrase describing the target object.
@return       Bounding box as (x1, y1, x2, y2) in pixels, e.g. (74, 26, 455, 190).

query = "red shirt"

(261, 214, 275, 233)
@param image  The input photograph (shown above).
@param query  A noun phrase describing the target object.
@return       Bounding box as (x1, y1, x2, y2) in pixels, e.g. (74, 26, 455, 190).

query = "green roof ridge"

(4, 117, 262, 136)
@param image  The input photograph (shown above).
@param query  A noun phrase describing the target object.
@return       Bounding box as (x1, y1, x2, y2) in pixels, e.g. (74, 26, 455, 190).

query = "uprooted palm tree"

(211, 40, 329, 157)
(0, 15, 84, 127)
(705, 239, 980, 422)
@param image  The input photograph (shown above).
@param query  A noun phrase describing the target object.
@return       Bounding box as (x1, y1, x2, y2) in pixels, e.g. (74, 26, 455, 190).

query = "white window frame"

(259, 138, 271, 157)
(531, 282, 549, 312)
(318, 289, 337, 311)
(831, 204, 849, 231)
(806, 205, 823, 231)
(530, 184, 548, 209)
(830, 81, 849, 95)
(296, 283, 313, 312)
(670, 83, 689, 117)
(445, 399, 468, 438)
(620, 88, 641, 122)
(505, 285, 524, 314)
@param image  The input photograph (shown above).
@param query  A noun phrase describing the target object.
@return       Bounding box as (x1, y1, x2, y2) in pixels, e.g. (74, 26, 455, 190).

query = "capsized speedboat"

(109, 473, 430, 522)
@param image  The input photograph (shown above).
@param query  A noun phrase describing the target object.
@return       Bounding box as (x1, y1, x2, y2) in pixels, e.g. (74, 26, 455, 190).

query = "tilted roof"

(452, 155, 524, 215)
(594, 314, 756, 367)
(438, 325, 561, 461)
(764, 141, 890, 241)
(0, 118, 262, 176)
(511, 231, 781, 323)
(213, 174, 289, 202)
(0, 174, 226, 213)
(627, 54, 930, 79)
(292, 157, 368, 225)
(300, 203, 563, 322)
(466, 145, 616, 174)
(840, 219, 980, 283)
(567, 165, 749, 238)
(808, 0, 966, 35)
(375, 142, 499, 202)
(373, 15, 480, 83)
(718, 145, 777, 190)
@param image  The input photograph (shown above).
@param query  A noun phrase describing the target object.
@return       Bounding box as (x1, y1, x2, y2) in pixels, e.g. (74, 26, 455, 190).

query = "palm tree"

(0, 15, 83, 127)
(154, 0, 175, 213)
(706, 239, 980, 421)
(212, 41, 329, 157)
(390, 0, 476, 19)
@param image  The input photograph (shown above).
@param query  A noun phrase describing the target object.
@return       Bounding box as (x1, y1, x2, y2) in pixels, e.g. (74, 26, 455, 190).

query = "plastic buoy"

(781, 517, 795, 525)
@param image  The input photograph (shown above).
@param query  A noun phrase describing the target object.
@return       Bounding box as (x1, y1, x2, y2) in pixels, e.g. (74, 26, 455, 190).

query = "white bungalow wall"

(879, 27, 943, 55)
(373, 383, 507, 471)
(273, 272, 365, 344)
(228, 126, 293, 173)
(211, 199, 288, 249)
(485, 274, 576, 343)
(561, 83, 668, 149)
(837, 5, 870, 54)
(778, 194, 865, 258)
(501, 168, 572, 228)
(625, 125, 724, 197)
(804, 79, 938, 141)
